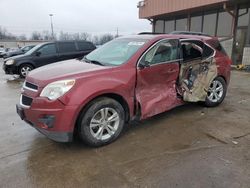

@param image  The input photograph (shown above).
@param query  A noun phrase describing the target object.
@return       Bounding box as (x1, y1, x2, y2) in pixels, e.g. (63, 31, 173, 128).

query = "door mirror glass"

(138, 60, 150, 69)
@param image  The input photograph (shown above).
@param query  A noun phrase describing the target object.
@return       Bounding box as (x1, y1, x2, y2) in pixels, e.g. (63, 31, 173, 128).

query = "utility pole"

(49, 14, 54, 40)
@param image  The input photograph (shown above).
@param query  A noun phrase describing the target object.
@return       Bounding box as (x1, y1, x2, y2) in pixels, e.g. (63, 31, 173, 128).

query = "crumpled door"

(179, 57, 217, 102)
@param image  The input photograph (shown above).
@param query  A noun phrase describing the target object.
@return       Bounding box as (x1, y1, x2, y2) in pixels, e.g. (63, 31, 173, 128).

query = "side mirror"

(138, 60, 150, 69)
(35, 51, 41, 56)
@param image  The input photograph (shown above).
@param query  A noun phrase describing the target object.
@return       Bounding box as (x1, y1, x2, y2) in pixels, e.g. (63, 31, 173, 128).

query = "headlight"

(5, 59, 15, 65)
(40, 79, 75, 101)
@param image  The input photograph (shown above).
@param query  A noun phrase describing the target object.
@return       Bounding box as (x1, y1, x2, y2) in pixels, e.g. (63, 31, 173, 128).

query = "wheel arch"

(217, 75, 227, 85)
(16, 60, 36, 67)
(74, 93, 131, 134)
(18, 62, 35, 71)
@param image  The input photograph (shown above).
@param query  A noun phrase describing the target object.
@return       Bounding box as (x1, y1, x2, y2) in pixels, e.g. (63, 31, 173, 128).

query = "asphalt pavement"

(0, 59, 250, 188)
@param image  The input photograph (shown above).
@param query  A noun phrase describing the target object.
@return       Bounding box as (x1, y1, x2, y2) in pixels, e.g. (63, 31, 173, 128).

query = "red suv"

(16, 34, 231, 147)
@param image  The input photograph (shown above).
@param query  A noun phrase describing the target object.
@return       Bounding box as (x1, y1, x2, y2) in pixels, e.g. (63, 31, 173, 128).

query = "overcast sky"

(0, 0, 151, 37)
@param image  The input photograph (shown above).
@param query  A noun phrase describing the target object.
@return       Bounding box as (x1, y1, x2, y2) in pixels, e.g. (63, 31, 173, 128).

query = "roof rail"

(138, 32, 164, 35)
(170, 31, 211, 37)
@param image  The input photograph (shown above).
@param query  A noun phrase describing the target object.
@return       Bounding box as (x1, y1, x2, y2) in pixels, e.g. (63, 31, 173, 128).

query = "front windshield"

(85, 38, 148, 66)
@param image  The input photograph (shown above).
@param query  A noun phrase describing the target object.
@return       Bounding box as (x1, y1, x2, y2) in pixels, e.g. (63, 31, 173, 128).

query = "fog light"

(38, 115, 55, 129)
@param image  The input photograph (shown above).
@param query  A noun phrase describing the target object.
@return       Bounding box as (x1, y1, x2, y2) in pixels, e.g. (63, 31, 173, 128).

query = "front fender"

(59, 67, 136, 119)
(16, 60, 36, 68)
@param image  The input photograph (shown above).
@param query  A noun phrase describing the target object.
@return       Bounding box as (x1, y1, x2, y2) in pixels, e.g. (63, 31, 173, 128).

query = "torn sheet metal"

(179, 58, 218, 102)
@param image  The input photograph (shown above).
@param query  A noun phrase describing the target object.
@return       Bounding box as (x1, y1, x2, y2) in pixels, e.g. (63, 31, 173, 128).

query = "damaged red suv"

(17, 33, 231, 147)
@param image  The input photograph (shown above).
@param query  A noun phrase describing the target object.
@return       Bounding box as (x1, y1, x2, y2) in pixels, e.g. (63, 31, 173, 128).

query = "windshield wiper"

(83, 57, 104, 66)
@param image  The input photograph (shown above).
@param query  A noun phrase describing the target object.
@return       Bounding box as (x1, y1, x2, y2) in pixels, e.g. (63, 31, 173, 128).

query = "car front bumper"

(16, 97, 79, 143)
(2, 63, 19, 75)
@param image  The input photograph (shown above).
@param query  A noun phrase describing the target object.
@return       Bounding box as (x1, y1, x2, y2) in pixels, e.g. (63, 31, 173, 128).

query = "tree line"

(0, 26, 117, 45)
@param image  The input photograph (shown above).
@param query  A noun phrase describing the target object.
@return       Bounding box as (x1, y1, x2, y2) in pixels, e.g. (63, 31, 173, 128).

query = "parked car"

(3, 45, 35, 59)
(3, 41, 96, 77)
(0, 48, 9, 58)
(16, 33, 231, 147)
(0, 47, 21, 58)
(0, 47, 5, 53)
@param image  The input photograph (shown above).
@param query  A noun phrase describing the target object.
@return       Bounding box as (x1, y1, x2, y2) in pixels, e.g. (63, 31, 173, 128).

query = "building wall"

(138, 0, 250, 65)
(153, 9, 240, 37)
(0, 40, 47, 49)
(139, 0, 227, 19)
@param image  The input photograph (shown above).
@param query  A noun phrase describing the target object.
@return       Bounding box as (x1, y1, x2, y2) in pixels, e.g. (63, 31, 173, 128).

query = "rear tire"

(19, 64, 33, 78)
(205, 77, 227, 107)
(77, 97, 125, 147)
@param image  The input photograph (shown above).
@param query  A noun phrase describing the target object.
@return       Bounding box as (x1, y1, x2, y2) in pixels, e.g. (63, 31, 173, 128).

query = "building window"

(165, 20, 175, 33)
(155, 20, 164, 33)
(238, 8, 250, 27)
(217, 11, 233, 37)
(176, 18, 188, 31)
(203, 13, 217, 36)
(190, 15, 202, 32)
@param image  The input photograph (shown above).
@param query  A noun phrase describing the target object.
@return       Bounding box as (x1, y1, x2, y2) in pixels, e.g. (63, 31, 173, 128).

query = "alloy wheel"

(207, 80, 224, 103)
(89, 107, 120, 141)
(20, 66, 32, 77)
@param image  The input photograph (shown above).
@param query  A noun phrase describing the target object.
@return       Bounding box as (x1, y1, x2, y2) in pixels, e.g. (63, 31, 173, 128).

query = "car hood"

(6, 53, 28, 61)
(8, 50, 22, 55)
(27, 59, 110, 87)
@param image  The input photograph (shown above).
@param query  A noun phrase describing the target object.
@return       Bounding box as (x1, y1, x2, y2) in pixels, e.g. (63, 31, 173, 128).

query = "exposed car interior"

(178, 40, 217, 102)
(182, 43, 202, 62)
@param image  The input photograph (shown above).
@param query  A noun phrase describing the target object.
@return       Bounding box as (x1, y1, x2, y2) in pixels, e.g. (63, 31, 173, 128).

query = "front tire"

(19, 64, 33, 78)
(78, 97, 125, 147)
(205, 77, 227, 107)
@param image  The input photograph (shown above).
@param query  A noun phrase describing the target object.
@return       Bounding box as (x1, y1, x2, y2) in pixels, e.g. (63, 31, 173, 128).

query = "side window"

(58, 42, 77, 53)
(203, 44, 214, 59)
(143, 39, 179, 65)
(181, 41, 203, 61)
(77, 42, 95, 51)
(37, 44, 57, 56)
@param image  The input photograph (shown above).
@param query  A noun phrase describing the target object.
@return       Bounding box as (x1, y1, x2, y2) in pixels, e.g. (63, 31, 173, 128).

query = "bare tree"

(30, 31, 42, 40)
(80, 32, 91, 41)
(73, 33, 80, 40)
(17, 34, 27, 40)
(42, 30, 51, 40)
(98, 34, 114, 45)
(92, 35, 100, 45)
(0, 26, 16, 40)
(58, 31, 91, 41)
(59, 31, 72, 40)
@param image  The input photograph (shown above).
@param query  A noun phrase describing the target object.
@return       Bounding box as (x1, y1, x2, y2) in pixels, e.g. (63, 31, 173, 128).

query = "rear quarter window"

(58, 42, 77, 53)
(77, 42, 95, 51)
(202, 44, 214, 59)
(207, 40, 228, 56)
